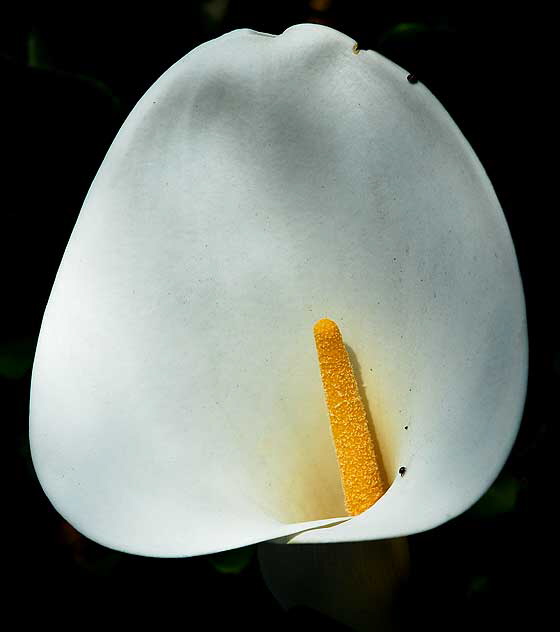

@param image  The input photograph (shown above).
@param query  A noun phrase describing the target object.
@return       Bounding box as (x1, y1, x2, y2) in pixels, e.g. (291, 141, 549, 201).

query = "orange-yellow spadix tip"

(313, 318, 387, 515)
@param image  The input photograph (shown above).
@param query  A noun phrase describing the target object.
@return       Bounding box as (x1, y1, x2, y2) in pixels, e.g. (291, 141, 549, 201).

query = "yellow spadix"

(313, 318, 387, 515)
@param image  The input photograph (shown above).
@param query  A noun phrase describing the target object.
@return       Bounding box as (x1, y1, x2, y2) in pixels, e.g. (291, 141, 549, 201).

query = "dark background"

(2, 2, 554, 630)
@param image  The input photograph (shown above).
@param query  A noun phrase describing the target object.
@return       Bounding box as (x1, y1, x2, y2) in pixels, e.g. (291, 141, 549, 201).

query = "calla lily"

(29, 24, 527, 558)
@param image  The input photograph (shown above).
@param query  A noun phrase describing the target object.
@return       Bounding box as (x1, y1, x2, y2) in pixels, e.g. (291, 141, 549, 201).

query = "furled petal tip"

(29, 23, 527, 557)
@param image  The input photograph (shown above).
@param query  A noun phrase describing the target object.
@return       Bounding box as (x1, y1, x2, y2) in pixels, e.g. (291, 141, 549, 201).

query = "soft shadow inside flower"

(241, 318, 400, 525)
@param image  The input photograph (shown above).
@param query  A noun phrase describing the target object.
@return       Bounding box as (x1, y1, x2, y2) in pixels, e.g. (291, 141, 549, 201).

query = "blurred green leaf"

(207, 545, 255, 574)
(382, 22, 431, 39)
(27, 29, 48, 69)
(379, 20, 454, 44)
(466, 574, 491, 599)
(466, 473, 520, 519)
(0, 336, 36, 379)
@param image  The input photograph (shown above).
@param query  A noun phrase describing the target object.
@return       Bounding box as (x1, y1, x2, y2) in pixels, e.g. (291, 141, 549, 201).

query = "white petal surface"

(30, 24, 527, 556)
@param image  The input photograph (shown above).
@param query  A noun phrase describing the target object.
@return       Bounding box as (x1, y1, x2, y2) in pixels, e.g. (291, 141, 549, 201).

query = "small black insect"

(406, 74, 418, 84)
(399, 466, 407, 476)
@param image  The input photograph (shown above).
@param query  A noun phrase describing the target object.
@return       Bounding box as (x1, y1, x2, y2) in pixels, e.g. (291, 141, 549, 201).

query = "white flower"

(29, 24, 527, 558)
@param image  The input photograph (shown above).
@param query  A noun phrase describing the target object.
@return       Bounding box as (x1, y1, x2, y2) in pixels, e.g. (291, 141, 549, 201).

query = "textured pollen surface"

(313, 319, 387, 515)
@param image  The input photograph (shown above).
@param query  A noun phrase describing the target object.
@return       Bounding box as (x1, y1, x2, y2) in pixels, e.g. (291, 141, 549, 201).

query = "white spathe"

(29, 24, 527, 557)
